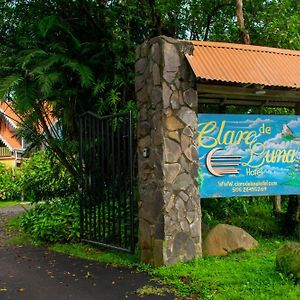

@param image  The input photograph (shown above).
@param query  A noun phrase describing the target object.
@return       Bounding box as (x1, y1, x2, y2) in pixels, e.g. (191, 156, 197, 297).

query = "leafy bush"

(20, 196, 80, 243)
(201, 196, 253, 223)
(0, 163, 22, 201)
(230, 204, 283, 237)
(202, 196, 284, 237)
(276, 242, 300, 281)
(21, 151, 76, 202)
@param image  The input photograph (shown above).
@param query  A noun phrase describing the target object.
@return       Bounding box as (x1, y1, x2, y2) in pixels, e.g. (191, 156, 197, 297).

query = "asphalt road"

(0, 206, 174, 300)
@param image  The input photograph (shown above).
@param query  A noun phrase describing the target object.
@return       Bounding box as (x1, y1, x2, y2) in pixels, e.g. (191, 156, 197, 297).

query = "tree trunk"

(285, 102, 300, 238)
(236, 0, 250, 44)
(273, 195, 283, 215)
(285, 195, 300, 236)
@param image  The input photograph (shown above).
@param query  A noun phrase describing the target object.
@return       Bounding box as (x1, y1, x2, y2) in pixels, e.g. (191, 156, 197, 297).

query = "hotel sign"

(198, 114, 300, 198)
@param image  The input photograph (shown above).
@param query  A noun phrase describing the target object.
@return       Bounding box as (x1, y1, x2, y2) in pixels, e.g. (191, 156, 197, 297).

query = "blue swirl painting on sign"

(198, 114, 300, 198)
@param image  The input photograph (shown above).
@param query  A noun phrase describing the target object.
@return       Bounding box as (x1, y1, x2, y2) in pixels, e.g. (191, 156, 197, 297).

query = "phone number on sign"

(232, 186, 267, 193)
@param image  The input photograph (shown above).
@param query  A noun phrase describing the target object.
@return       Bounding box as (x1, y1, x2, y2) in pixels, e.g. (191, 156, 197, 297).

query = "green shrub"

(201, 196, 253, 223)
(202, 197, 284, 238)
(0, 163, 21, 201)
(276, 242, 300, 281)
(20, 196, 80, 243)
(230, 204, 282, 237)
(20, 151, 76, 202)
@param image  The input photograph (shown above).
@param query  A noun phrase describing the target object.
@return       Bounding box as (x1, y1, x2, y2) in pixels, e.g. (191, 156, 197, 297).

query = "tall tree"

(236, 0, 250, 44)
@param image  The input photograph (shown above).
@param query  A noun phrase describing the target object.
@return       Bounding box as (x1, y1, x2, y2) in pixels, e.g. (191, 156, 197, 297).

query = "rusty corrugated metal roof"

(185, 41, 300, 88)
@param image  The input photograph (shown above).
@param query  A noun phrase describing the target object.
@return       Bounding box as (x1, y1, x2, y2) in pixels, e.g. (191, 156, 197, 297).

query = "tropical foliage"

(0, 1, 299, 173)
(20, 151, 76, 202)
(0, 163, 21, 201)
(20, 196, 80, 243)
(1, 1, 300, 239)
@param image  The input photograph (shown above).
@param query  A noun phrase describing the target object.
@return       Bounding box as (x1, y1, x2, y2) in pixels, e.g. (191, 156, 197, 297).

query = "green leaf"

(64, 62, 94, 87)
(0, 74, 22, 98)
(39, 16, 80, 48)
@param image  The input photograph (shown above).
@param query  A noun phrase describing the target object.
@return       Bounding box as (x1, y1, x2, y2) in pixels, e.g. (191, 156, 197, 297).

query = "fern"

(15, 80, 38, 111)
(39, 15, 80, 48)
(32, 54, 71, 73)
(93, 80, 107, 96)
(64, 61, 94, 87)
(39, 16, 60, 38)
(108, 89, 121, 111)
(0, 74, 22, 98)
(37, 72, 63, 97)
(18, 49, 48, 70)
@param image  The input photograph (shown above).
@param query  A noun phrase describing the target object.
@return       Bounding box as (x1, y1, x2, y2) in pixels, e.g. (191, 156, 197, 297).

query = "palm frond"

(17, 49, 48, 70)
(64, 61, 94, 87)
(93, 79, 107, 96)
(39, 16, 80, 48)
(0, 74, 22, 98)
(37, 72, 63, 97)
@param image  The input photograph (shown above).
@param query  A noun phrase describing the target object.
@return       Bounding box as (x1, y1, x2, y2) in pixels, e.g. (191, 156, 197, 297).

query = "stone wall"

(135, 36, 202, 266)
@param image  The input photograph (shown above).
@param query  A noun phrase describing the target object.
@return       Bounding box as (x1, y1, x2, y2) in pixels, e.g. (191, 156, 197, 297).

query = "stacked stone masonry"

(136, 36, 202, 266)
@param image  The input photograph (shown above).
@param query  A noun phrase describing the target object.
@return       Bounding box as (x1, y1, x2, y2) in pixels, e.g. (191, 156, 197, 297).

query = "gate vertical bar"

(128, 111, 135, 252)
(79, 115, 84, 241)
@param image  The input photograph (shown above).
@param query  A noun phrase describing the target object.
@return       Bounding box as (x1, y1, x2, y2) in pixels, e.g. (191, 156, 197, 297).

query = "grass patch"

(6, 218, 139, 266)
(4, 215, 33, 246)
(149, 239, 300, 299)
(0, 201, 19, 208)
(5, 233, 33, 247)
(5, 215, 22, 230)
(136, 285, 170, 297)
(49, 243, 139, 267)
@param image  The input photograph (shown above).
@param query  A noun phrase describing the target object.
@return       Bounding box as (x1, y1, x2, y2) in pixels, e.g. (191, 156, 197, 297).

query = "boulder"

(276, 242, 300, 280)
(201, 223, 210, 241)
(203, 224, 258, 256)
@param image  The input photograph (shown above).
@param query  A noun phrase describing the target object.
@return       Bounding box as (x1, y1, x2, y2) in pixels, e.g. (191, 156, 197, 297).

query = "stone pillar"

(135, 36, 201, 266)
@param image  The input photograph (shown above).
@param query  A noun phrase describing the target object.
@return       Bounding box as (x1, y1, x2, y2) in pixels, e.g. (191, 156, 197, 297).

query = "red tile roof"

(185, 41, 300, 88)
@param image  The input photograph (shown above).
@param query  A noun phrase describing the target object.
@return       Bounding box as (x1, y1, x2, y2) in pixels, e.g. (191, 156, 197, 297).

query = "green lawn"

(149, 239, 300, 299)
(0, 201, 18, 208)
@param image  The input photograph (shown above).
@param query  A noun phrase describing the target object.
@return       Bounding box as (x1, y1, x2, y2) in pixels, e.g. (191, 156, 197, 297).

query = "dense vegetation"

(20, 196, 80, 243)
(1, 0, 300, 174)
(1, 3, 300, 297)
(0, 0, 299, 244)
(0, 152, 80, 244)
(0, 164, 21, 201)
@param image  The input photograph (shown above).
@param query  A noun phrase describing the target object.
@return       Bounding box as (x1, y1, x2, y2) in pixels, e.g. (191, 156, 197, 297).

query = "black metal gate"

(79, 111, 136, 253)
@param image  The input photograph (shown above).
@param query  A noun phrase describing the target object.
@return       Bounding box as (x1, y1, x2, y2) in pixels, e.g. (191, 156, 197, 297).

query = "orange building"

(0, 101, 59, 168)
(0, 102, 25, 168)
